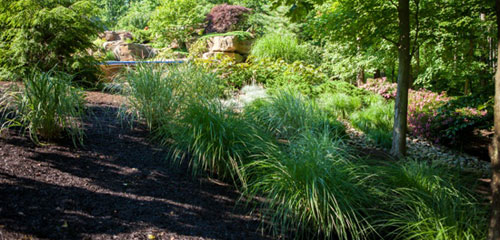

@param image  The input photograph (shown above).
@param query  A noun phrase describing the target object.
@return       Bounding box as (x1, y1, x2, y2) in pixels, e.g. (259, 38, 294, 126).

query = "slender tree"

(490, 1, 500, 238)
(391, 0, 411, 157)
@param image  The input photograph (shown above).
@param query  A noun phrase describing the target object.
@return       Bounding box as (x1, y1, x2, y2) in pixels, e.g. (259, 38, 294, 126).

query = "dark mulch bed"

(0, 91, 268, 240)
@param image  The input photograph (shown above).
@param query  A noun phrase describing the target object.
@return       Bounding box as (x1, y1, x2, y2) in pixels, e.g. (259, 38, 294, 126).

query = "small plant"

(350, 101, 394, 148)
(205, 4, 252, 33)
(0, 70, 85, 145)
(250, 33, 310, 64)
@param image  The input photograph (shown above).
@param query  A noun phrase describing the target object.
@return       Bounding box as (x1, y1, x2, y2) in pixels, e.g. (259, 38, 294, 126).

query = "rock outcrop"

(100, 31, 134, 42)
(201, 35, 253, 63)
(111, 42, 156, 61)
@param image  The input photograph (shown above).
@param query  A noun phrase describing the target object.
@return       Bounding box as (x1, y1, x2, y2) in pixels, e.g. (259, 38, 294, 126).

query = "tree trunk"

(489, 1, 500, 239)
(390, 0, 411, 158)
(356, 67, 365, 86)
(374, 69, 381, 79)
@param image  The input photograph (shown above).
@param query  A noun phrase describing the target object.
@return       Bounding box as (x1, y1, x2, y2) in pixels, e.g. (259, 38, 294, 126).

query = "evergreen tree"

(0, 0, 102, 81)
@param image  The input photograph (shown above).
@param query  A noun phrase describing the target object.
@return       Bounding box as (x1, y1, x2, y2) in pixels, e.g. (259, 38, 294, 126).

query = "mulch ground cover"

(0, 90, 268, 240)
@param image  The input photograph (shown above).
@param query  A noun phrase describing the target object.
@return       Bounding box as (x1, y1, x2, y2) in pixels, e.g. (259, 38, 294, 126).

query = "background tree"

(490, 1, 500, 238)
(0, 0, 102, 81)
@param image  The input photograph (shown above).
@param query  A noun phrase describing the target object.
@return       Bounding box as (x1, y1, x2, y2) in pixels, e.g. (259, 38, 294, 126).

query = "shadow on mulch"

(0, 104, 267, 240)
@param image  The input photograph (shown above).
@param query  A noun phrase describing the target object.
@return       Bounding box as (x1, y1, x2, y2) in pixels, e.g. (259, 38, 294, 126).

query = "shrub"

(244, 91, 345, 141)
(116, 0, 159, 31)
(359, 78, 397, 100)
(243, 131, 375, 239)
(251, 33, 310, 64)
(376, 161, 487, 239)
(149, 0, 210, 47)
(0, 70, 85, 145)
(196, 56, 328, 94)
(205, 4, 252, 33)
(317, 93, 362, 119)
(0, 0, 101, 82)
(350, 102, 394, 148)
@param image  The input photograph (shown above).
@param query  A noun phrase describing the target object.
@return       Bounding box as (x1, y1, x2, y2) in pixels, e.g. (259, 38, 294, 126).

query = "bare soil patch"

(0, 90, 267, 240)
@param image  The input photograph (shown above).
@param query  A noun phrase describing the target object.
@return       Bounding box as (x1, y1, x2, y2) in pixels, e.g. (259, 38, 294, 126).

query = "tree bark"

(390, 0, 411, 158)
(489, 1, 500, 239)
(374, 69, 381, 79)
(356, 67, 365, 86)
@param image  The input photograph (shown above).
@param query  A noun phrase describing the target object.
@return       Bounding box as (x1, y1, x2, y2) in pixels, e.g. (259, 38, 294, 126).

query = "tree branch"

(411, 0, 420, 58)
(382, 35, 399, 46)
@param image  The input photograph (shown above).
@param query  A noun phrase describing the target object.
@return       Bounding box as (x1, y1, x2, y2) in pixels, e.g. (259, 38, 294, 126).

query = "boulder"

(103, 40, 122, 51)
(207, 35, 252, 55)
(202, 51, 244, 63)
(112, 43, 156, 61)
(100, 31, 134, 41)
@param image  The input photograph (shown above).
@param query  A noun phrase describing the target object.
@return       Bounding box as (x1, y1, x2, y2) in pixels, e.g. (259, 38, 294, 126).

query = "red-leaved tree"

(205, 4, 251, 34)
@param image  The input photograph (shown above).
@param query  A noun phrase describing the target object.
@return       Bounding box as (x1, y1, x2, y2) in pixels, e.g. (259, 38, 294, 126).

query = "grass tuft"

(0, 70, 85, 146)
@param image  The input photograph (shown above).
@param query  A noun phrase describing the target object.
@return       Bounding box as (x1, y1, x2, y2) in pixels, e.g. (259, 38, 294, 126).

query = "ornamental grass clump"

(243, 130, 376, 239)
(0, 70, 85, 146)
(244, 91, 345, 141)
(350, 102, 394, 148)
(122, 63, 223, 132)
(317, 93, 362, 119)
(168, 100, 275, 185)
(376, 161, 487, 240)
(250, 33, 309, 64)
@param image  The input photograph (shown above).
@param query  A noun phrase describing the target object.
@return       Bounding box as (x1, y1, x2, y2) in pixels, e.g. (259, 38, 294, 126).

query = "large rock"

(100, 31, 134, 41)
(207, 36, 252, 55)
(202, 51, 244, 63)
(103, 40, 122, 51)
(112, 43, 156, 61)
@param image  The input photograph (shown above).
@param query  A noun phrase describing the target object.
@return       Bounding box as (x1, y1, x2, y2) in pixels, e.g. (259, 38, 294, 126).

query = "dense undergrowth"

(119, 63, 488, 240)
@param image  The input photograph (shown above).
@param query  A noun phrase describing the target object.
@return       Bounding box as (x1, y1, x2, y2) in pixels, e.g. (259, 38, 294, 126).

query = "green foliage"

(244, 91, 345, 140)
(168, 100, 273, 184)
(350, 101, 394, 148)
(149, 0, 211, 47)
(0, 70, 85, 146)
(312, 80, 373, 99)
(116, 0, 158, 30)
(376, 161, 487, 240)
(121, 63, 224, 131)
(251, 33, 313, 64)
(0, 0, 102, 82)
(197, 56, 328, 94)
(317, 93, 362, 119)
(243, 131, 375, 239)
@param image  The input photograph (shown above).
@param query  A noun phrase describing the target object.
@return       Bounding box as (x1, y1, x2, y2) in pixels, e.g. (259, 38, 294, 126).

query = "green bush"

(197, 56, 329, 94)
(244, 91, 345, 140)
(376, 161, 487, 240)
(0, 0, 101, 82)
(0, 70, 85, 146)
(251, 33, 310, 64)
(243, 131, 375, 239)
(317, 93, 362, 119)
(350, 101, 394, 148)
(149, 0, 210, 47)
(116, 0, 158, 31)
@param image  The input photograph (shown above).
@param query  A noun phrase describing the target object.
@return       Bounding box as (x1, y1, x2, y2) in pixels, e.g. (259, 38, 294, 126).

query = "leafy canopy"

(0, 0, 102, 81)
